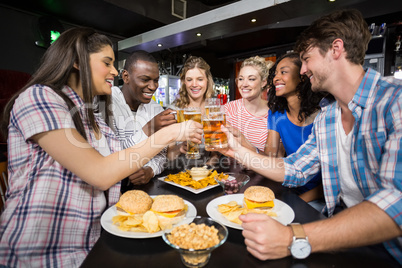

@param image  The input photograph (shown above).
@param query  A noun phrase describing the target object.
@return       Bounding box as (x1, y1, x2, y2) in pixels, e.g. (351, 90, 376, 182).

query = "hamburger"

(243, 186, 275, 211)
(150, 195, 187, 229)
(115, 190, 153, 216)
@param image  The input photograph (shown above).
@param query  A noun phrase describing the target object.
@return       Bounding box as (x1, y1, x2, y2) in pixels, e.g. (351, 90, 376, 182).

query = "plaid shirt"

(0, 85, 121, 267)
(283, 68, 402, 263)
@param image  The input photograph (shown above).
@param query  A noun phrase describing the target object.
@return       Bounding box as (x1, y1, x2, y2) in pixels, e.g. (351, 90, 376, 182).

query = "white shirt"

(337, 107, 364, 207)
(96, 133, 111, 157)
(111, 86, 167, 176)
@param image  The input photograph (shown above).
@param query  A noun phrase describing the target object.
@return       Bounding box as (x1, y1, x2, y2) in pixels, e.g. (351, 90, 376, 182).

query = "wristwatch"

(288, 223, 311, 259)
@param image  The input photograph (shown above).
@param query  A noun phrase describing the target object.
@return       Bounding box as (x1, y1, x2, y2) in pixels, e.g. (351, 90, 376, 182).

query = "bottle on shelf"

(396, 35, 401, 52)
(379, 23, 386, 36)
(395, 35, 402, 79)
(369, 23, 376, 35)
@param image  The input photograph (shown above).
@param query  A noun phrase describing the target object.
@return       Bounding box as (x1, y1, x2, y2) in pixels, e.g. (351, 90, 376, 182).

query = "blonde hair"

(174, 56, 214, 108)
(240, 56, 274, 91)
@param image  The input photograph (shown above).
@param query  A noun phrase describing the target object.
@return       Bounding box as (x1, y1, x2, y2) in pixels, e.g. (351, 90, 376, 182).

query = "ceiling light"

(196, 33, 202, 37)
(251, 18, 257, 23)
(328, 0, 336, 2)
(157, 43, 163, 47)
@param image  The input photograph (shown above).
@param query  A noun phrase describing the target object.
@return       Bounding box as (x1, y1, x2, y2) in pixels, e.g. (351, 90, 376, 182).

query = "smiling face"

(123, 60, 160, 106)
(90, 45, 118, 95)
(300, 46, 331, 92)
(184, 67, 208, 102)
(236, 65, 267, 101)
(273, 57, 301, 98)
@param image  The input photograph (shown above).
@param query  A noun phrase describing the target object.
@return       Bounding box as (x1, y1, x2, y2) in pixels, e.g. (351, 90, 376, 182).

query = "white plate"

(101, 197, 197, 238)
(158, 175, 221, 194)
(206, 194, 295, 230)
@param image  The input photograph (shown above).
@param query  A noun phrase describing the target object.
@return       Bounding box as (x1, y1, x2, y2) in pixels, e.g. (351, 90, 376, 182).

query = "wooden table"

(81, 165, 399, 268)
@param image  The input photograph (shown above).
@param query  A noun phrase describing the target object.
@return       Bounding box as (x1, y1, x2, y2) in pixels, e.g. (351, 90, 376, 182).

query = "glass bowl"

(214, 172, 250, 195)
(162, 216, 228, 267)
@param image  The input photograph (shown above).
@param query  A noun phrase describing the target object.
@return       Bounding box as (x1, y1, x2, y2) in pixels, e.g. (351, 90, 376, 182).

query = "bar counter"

(81, 165, 400, 268)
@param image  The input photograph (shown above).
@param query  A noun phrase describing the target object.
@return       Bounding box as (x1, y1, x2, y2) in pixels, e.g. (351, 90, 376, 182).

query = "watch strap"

(289, 223, 306, 239)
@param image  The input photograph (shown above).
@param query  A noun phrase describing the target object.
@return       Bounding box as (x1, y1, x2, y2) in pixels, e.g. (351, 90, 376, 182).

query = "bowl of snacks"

(162, 216, 228, 267)
(214, 173, 250, 195)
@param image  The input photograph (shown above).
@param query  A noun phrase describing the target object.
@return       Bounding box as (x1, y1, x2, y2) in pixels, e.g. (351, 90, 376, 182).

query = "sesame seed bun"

(151, 195, 185, 213)
(118, 190, 153, 215)
(244, 186, 275, 203)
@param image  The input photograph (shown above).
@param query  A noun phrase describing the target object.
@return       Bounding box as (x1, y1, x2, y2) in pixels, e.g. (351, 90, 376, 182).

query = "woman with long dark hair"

(0, 27, 201, 267)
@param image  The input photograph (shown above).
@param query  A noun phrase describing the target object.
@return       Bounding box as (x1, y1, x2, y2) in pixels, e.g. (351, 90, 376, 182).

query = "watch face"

(290, 239, 311, 259)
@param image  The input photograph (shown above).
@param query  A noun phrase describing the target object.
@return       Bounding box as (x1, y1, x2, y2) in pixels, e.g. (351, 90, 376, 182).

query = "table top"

(81, 165, 399, 268)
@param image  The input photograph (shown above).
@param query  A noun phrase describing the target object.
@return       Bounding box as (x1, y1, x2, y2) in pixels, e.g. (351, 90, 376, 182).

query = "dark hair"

(294, 9, 371, 65)
(267, 52, 325, 122)
(123, 50, 158, 73)
(174, 56, 214, 108)
(1, 27, 114, 140)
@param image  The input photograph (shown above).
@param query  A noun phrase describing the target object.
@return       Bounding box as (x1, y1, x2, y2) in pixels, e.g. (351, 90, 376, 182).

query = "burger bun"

(116, 190, 153, 216)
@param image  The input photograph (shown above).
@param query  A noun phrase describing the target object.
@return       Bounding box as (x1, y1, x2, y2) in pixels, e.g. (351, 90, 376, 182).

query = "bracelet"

(255, 147, 259, 154)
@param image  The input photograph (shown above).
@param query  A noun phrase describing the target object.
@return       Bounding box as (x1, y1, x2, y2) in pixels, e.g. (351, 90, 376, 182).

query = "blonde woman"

(168, 56, 217, 165)
(224, 56, 273, 152)
(173, 56, 214, 109)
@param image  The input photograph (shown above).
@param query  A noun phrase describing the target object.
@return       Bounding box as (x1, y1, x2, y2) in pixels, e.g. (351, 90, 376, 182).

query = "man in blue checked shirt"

(217, 9, 402, 264)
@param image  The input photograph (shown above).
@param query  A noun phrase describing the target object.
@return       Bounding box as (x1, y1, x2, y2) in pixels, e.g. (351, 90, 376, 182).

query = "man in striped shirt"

(219, 9, 402, 264)
(112, 50, 176, 191)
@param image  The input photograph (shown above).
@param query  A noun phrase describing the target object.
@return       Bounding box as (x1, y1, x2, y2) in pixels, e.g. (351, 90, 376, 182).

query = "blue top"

(268, 109, 321, 193)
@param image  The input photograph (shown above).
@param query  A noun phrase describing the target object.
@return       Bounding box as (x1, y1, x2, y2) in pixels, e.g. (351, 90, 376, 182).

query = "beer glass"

(183, 107, 202, 159)
(203, 98, 228, 151)
(176, 108, 185, 123)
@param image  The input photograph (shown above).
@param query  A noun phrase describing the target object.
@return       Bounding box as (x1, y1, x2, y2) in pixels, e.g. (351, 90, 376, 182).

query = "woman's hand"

(225, 123, 256, 151)
(213, 124, 241, 158)
(175, 120, 203, 143)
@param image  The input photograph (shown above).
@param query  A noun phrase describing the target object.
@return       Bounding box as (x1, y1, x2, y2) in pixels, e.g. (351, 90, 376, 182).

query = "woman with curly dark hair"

(265, 52, 325, 203)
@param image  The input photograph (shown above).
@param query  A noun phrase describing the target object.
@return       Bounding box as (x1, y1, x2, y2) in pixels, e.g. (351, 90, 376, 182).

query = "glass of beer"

(203, 99, 228, 151)
(184, 107, 202, 159)
(176, 108, 185, 123)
